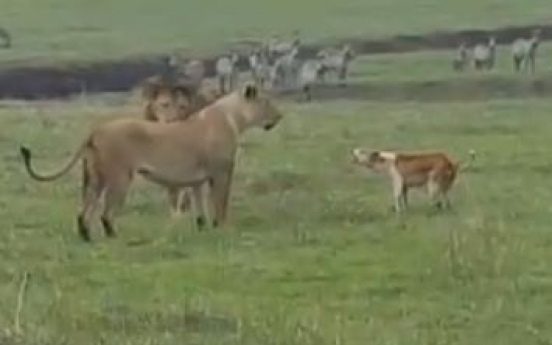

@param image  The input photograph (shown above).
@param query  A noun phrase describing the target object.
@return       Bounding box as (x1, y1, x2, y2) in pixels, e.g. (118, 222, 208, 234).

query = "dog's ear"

(243, 83, 258, 100)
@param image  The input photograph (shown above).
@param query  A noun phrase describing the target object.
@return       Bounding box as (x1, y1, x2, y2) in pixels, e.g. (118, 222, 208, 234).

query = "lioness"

(20, 84, 283, 242)
(140, 77, 223, 216)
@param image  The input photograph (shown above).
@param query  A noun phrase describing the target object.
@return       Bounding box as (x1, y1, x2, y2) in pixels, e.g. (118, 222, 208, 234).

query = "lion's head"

(239, 83, 283, 131)
(140, 76, 193, 122)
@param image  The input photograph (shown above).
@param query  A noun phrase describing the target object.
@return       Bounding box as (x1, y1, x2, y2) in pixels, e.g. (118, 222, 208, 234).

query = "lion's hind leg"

(167, 187, 191, 218)
(100, 169, 132, 238)
(78, 157, 104, 242)
(190, 183, 211, 231)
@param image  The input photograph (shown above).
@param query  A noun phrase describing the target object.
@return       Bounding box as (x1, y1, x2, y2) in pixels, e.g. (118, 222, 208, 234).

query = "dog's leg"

(427, 178, 443, 210)
(442, 191, 452, 209)
(389, 166, 404, 213)
(443, 195, 452, 209)
(392, 180, 404, 213)
(401, 185, 409, 210)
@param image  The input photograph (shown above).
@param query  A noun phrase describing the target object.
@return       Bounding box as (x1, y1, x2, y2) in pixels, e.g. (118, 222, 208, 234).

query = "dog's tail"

(456, 149, 476, 172)
(20, 140, 89, 182)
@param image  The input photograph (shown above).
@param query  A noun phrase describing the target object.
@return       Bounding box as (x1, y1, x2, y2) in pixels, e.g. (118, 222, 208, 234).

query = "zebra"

(166, 53, 205, 87)
(317, 44, 355, 85)
(270, 46, 301, 89)
(183, 59, 206, 86)
(512, 29, 541, 73)
(215, 52, 240, 94)
(267, 32, 301, 62)
(452, 42, 469, 72)
(248, 49, 271, 88)
(473, 36, 496, 70)
(298, 59, 324, 101)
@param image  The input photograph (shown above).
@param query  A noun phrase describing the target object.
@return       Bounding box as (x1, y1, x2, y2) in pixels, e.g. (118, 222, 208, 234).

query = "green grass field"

(2, 0, 552, 343)
(1, 96, 552, 344)
(0, 0, 550, 63)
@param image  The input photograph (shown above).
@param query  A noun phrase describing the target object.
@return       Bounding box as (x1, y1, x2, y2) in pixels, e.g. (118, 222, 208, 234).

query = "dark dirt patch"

(0, 57, 168, 99)
(0, 23, 550, 101)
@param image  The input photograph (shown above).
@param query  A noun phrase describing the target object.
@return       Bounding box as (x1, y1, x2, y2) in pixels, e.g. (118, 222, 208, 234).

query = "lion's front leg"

(210, 165, 235, 227)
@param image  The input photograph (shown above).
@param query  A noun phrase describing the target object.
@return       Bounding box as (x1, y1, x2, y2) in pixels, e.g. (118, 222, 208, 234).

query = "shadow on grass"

(245, 170, 314, 195)
(98, 304, 237, 335)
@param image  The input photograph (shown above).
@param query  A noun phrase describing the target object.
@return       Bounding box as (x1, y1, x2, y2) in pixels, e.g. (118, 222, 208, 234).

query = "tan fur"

(20, 84, 283, 242)
(352, 148, 475, 212)
(141, 78, 223, 216)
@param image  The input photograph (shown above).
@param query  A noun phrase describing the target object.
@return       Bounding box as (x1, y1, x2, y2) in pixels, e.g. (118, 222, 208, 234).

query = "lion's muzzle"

(264, 117, 282, 131)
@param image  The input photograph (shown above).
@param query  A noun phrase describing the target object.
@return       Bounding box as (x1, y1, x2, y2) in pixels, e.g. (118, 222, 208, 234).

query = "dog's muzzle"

(350, 150, 362, 164)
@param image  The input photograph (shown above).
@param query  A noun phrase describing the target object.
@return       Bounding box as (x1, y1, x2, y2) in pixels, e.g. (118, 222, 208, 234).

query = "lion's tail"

(20, 139, 89, 182)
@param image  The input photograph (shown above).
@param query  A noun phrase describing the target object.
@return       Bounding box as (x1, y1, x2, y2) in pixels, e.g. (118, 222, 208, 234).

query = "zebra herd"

(165, 35, 357, 101)
(453, 29, 541, 74)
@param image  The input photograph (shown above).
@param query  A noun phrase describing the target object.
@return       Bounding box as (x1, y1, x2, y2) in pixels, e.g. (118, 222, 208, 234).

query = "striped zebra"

(215, 52, 240, 94)
(512, 29, 541, 73)
(298, 59, 324, 101)
(167, 53, 205, 87)
(267, 33, 301, 62)
(317, 44, 355, 84)
(249, 49, 271, 88)
(452, 42, 469, 72)
(473, 36, 496, 70)
(270, 46, 300, 89)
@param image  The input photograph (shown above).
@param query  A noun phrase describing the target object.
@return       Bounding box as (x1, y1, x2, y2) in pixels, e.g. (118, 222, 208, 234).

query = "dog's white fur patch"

(352, 148, 363, 158)
(378, 151, 397, 161)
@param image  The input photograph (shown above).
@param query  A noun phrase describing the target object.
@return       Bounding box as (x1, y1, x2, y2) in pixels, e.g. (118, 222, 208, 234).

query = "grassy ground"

(1, 95, 552, 344)
(2, 0, 552, 343)
(0, 0, 550, 63)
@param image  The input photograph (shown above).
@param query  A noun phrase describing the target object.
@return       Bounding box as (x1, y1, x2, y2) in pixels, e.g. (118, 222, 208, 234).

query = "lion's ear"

(144, 102, 158, 122)
(243, 83, 258, 100)
(172, 83, 193, 99)
(140, 75, 165, 101)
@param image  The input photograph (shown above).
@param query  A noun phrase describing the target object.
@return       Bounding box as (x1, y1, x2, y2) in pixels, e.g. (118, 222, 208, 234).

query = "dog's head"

(351, 148, 395, 172)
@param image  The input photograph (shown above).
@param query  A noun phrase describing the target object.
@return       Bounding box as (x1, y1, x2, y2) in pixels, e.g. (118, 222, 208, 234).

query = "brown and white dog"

(351, 148, 475, 212)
